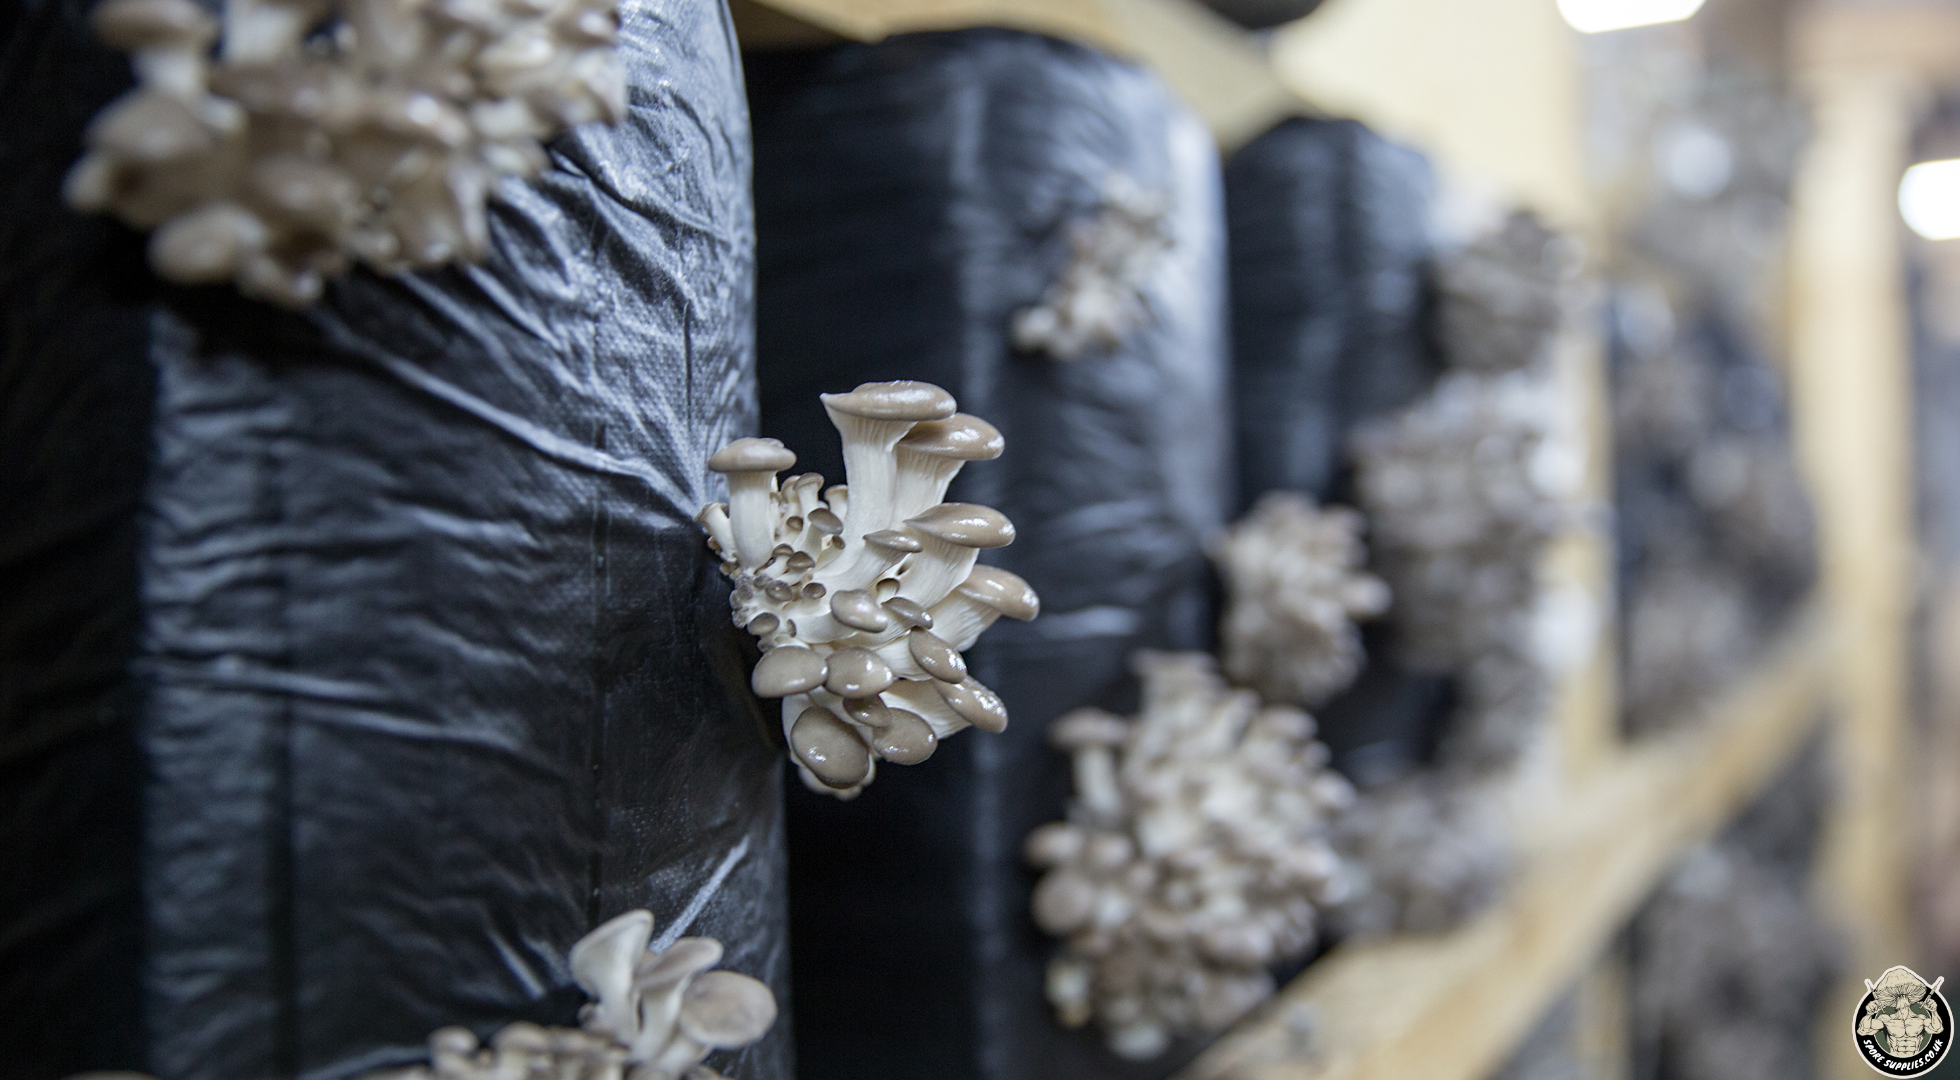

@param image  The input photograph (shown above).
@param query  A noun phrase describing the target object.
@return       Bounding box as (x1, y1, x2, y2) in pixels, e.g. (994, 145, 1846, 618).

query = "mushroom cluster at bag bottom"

(697, 381, 1039, 797)
(1028, 652, 1353, 1060)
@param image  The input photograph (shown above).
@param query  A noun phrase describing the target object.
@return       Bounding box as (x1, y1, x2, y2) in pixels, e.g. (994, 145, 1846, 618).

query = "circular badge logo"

(1856, 966, 1952, 1077)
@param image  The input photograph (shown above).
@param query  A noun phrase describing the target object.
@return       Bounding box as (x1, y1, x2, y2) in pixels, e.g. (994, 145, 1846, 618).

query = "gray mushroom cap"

(752, 646, 826, 698)
(677, 970, 779, 1048)
(898, 414, 1005, 460)
(908, 629, 968, 682)
(707, 437, 795, 474)
(823, 646, 896, 698)
(93, 0, 215, 49)
(907, 503, 1016, 549)
(937, 678, 1009, 733)
(883, 596, 933, 630)
(820, 381, 957, 422)
(1048, 708, 1129, 749)
(871, 708, 938, 764)
(790, 706, 871, 789)
(829, 589, 892, 633)
(863, 528, 923, 552)
(956, 566, 1041, 621)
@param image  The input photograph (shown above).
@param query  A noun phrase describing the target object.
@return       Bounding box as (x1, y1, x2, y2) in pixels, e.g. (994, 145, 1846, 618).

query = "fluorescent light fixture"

(1557, 0, 1707, 33)
(1902, 159, 1960, 241)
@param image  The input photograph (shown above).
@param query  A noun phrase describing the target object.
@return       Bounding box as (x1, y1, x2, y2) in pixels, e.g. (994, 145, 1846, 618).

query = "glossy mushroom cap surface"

(820, 380, 957, 422)
(706, 437, 796, 474)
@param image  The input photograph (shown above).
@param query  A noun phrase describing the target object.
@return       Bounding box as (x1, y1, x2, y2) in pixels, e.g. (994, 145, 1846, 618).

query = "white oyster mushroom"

(1436, 210, 1578, 375)
(66, 0, 625, 306)
(1012, 173, 1173, 362)
(1211, 492, 1390, 707)
(1351, 369, 1577, 770)
(697, 381, 1039, 798)
(350, 909, 775, 1080)
(1028, 652, 1353, 1058)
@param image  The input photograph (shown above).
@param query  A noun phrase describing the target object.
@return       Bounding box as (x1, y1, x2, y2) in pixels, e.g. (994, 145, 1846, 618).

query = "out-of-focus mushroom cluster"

(1210, 492, 1389, 707)
(364, 910, 776, 1080)
(1329, 774, 1510, 935)
(1025, 652, 1354, 1060)
(1611, 289, 1816, 735)
(1436, 211, 1577, 375)
(1351, 369, 1580, 768)
(65, 0, 625, 306)
(1012, 174, 1173, 361)
(697, 381, 1038, 798)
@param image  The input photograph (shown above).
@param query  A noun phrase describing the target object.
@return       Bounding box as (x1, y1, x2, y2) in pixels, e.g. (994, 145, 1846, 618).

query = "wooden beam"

(1176, 612, 1830, 1080)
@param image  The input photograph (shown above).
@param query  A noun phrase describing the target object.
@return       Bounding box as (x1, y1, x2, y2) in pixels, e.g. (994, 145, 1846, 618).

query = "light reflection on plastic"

(1556, 0, 1706, 33)
(1901, 160, 1960, 241)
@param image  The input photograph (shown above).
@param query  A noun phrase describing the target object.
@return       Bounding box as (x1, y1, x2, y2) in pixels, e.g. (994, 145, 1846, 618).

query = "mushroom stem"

(897, 532, 982, 613)
(724, 472, 779, 570)
(827, 411, 911, 548)
(1074, 748, 1123, 820)
(890, 451, 966, 526)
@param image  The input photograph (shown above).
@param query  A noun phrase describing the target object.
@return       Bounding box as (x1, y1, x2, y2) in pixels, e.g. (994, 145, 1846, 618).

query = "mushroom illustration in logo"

(1856, 966, 1951, 1076)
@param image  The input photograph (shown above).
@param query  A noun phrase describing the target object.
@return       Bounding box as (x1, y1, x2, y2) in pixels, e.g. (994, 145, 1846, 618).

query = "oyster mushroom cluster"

(1027, 652, 1353, 1060)
(1011, 173, 1172, 361)
(1210, 491, 1390, 708)
(1351, 369, 1579, 769)
(697, 381, 1039, 798)
(65, 0, 625, 306)
(367, 910, 775, 1080)
(1329, 774, 1510, 935)
(1436, 210, 1577, 375)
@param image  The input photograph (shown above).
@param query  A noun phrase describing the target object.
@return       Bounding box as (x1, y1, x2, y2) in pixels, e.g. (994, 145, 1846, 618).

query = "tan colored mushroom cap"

(823, 647, 896, 698)
(908, 629, 968, 683)
(1048, 708, 1129, 749)
(955, 566, 1041, 620)
(907, 504, 1016, 548)
(790, 706, 871, 789)
(93, 0, 215, 49)
(898, 414, 1005, 460)
(872, 709, 938, 764)
(752, 646, 826, 698)
(883, 596, 933, 630)
(677, 970, 779, 1049)
(937, 678, 1009, 733)
(707, 437, 796, 474)
(820, 380, 957, 422)
(829, 590, 891, 633)
(862, 528, 923, 553)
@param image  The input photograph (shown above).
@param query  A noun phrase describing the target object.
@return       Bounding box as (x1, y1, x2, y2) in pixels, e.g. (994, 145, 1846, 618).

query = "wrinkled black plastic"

(1222, 117, 1449, 783)
(1, 1, 791, 1078)
(748, 31, 1231, 1080)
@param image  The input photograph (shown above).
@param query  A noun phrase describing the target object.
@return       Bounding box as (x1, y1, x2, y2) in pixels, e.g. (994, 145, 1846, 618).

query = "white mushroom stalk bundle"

(1210, 491, 1390, 708)
(697, 381, 1039, 798)
(1011, 173, 1173, 361)
(1026, 652, 1354, 1060)
(1351, 369, 1579, 768)
(365, 910, 776, 1080)
(65, 0, 626, 306)
(1435, 210, 1577, 375)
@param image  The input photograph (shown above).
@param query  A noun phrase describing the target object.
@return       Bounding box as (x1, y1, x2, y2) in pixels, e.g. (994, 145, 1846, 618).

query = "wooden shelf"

(734, 0, 1309, 148)
(1176, 611, 1831, 1080)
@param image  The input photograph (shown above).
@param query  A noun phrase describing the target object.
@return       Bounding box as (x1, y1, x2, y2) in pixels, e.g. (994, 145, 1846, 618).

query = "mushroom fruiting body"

(356, 909, 775, 1080)
(1011, 173, 1173, 362)
(698, 382, 1038, 798)
(1350, 368, 1581, 770)
(1210, 492, 1390, 708)
(66, 0, 626, 306)
(1027, 652, 1354, 1058)
(1435, 210, 1577, 375)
